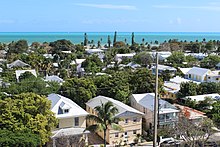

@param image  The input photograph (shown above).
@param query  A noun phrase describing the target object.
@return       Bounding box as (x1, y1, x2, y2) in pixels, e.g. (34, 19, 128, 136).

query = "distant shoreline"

(1, 32, 220, 44)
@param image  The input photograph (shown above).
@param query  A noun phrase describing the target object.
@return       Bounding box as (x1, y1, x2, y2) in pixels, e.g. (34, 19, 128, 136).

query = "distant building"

(161, 76, 200, 100)
(15, 69, 37, 82)
(7, 59, 30, 69)
(130, 93, 179, 130)
(86, 95, 143, 145)
(115, 53, 136, 63)
(151, 64, 177, 75)
(45, 75, 64, 84)
(182, 93, 220, 103)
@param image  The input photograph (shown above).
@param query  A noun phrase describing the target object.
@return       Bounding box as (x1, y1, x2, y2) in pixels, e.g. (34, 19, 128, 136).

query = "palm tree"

(85, 101, 122, 147)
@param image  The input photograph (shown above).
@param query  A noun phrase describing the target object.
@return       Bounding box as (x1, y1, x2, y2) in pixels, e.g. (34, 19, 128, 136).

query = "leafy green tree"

(0, 129, 41, 147)
(81, 54, 103, 73)
(60, 77, 97, 108)
(129, 69, 156, 94)
(200, 55, 220, 69)
(99, 71, 131, 104)
(113, 41, 126, 48)
(49, 39, 74, 55)
(177, 82, 198, 98)
(133, 52, 153, 67)
(211, 101, 220, 126)
(8, 40, 28, 54)
(85, 101, 122, 147)
(198, 82, 220, 95)
(166, 51, 186, 67)
(0, 93, 57, 145)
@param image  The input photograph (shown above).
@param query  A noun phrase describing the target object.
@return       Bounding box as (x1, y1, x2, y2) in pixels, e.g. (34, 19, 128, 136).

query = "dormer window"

(64, 109, 69, 113)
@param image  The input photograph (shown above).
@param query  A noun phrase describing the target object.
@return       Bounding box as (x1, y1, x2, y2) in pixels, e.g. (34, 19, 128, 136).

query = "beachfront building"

(185, 67, 220, 83)
(130, 93, 179, 130)
(86, 95, 143, 145)
(151, 64, 177, 76)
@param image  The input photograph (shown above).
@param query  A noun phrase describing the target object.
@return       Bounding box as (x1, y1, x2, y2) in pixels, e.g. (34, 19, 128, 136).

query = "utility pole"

(153, 52, 159, 147)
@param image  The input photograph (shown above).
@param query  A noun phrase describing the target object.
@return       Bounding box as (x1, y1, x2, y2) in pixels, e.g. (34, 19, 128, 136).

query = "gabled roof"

(184, 93, 220, 102)
(7, 60, 30, 68)
(186, 67, 210, 77)
(132, 93, 179, 113)
(48, 94, 88, 118)
(86, 95, 143, 117)
(174, 104, 207, 120)
(15, 69, 37, 81)
(45, 75, 64, 83)
(152, 64, 176, 71)
(178, 68, 192, 75)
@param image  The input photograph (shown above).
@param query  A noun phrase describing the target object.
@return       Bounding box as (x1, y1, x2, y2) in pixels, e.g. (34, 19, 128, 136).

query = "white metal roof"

(131, 93, 178, 113)
(48, 94, 88, 119)
(52, 127, 89, 138)
(178, 68, 192, 75)
(185, 93, 220, 102)
(187, 67, 210, 77)
(45, 75, 64, 83)
(86, 95, 143, 117)
(15, 69, 37, 81)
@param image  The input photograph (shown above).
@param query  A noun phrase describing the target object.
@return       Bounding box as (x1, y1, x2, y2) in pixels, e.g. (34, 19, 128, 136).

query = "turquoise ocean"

(1, 32, 220, 44)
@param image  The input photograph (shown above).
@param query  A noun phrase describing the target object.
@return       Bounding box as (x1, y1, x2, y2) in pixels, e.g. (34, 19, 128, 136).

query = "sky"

(0, 0, 220, 32)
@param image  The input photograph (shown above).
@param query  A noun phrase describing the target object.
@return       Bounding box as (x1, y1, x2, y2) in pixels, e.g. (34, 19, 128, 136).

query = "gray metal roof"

(7, 60, 30, 68)
(86, 96, 143, 117)
(187, 67, 210, 77)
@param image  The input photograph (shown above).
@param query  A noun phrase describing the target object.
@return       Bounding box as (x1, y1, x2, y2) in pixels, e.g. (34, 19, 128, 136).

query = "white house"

(183, 93, 220, 103)
(48, 93, 89, 146)
(151, 64, 177, 75)
(48, 93, 88, 129)
(115, 53, 136, 63)
(130, 93, 179, 129)
(45, 75, 64, 84)
(185, 67, 220, 83)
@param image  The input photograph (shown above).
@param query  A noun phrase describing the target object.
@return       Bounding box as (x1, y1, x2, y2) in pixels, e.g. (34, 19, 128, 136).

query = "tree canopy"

(0, 93, 57, 145)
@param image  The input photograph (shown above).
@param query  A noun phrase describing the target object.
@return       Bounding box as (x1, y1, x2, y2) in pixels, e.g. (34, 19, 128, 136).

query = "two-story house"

(47, 93, 88, 129)
(47, 94, 89, 146)
(86, 95, 143, 145)
(130, 93, 179, 130)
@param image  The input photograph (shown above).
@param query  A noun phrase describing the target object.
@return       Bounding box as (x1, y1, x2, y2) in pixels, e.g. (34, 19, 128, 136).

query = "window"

(125, 119, 128, 124)
(133, 118, 137, 122)
(56, 123, 59, 128)
(64, 109, 69, 113)
(115, 133, 119, 137)
(133, 130, 137, 134)
(189, 74, 191, 78)
(75, 117, 79, 126)
(124, 132, 128, 136)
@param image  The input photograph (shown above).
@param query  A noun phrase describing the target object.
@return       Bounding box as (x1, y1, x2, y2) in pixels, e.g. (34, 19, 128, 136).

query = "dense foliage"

(0, 93, 58, 144)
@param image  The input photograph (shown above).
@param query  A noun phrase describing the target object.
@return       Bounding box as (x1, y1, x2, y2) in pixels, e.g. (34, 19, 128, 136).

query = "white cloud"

(0, 19, 15, 24)
(75, 3, 137, 10)
(177, 17, 182, 25)
(152, 5, 220, 11)
(82, 18, 149, 24)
